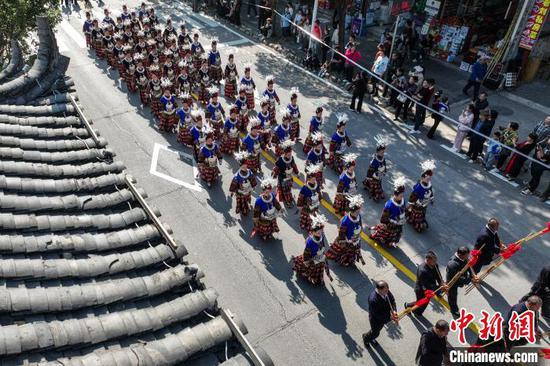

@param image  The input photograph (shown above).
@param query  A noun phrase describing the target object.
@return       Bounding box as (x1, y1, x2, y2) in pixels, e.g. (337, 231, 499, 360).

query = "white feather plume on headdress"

(420, 159, 436, 173)
(234, 151, 250, 162)
(392, 175, 408, 190)
(266, 75, 275, 83)
(238, 83, 248, 91)
(147, 39, 157, 46)
(278, 106, 291, 118)
(207, 86, 219, 96)
(160, 77, 172, 88)
(244, 63, 252, 71)
(163, 49, 173, 56)
(346, 194, 364, 209)
(310, 213, 328, 229)
(260, 177, 277, 190)
(374, 134, 390, 149)
(133, 53, 144, 61)
(180, 91, 191, 100)
(342, 153, 358, 165)
(167, 33, 177, 42)
(137, 31, 145, 38)
(148, 64, 159, 71)
(211, 36, 219, 44)
(290, 87, 299, 97)
(248, 116, 261, 129)
(311, 131, 324, 143)
(280, 139, 295, 150)
(306, 162, 323, 176)
(191, 108, 204, 119)
(203, 124, 214, 135)
(260, 95, 270, 104)
(336, 113, 349, 124)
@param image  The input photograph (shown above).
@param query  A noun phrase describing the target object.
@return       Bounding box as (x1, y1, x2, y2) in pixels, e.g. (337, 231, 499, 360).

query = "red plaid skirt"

(239, 114, 249, 133)
(210, 119, 223, 141)
(268, 105, 276, 126)
(95, 43, 105, 58)
(246, 155, 261, 174)
(293, 256, 325, 285)
(363, 178, 385, 201)
(220, 135, 239, 155)
(199, 165, 220, 185)
(246, 92, 255, 110)
(255, 218, 279, 239)
(178, 126, 193, 146)
(407, 205, 428, 232)
(118, 63, 125, 76)
(327, 154, 344, 174)
(209, 66, 222, 82)
(303, 135, 313, 154)
(139, 89, 149, 105)
(159, 54, 166, 64)
(370, 222, 402, 247)
(326, 240, 360, 267)
(235, 193, 252, 215)
(299, 207, 319, 231)
(333, 194, 347, 216)
(290, 120, 300, 140)
(85, 34, 91, 47)
(225, 80, 236, 99)
(193, 58, 202, 70)
(277, 180, 294, 206)
(125, 74, 137, 92)
(151, 99, 162, 117)
(159, 113, 177, 132)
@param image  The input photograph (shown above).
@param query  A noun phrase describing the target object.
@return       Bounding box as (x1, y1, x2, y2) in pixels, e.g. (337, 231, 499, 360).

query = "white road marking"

(150, 143, 202, 192)
(57, 35, 69, 53)
(488, 168, 520, 187)
(220, 38, 250, 47)
(60, 19, 87, 48)
(440, 144, 468, 159)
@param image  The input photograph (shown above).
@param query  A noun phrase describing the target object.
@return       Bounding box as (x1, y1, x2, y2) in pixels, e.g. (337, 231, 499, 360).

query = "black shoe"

(452, 311, 460, 319)
(370, 339, 379, 347)
(362, 333, 369, 347)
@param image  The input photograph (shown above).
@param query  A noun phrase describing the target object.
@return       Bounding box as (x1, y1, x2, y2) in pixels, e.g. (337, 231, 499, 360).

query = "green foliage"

(0, 0, 61, 54)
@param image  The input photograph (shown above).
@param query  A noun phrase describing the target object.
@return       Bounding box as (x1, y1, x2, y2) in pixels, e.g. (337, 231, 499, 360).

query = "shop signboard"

(351, 17, 362, 36)
(519, 0, 550, 50)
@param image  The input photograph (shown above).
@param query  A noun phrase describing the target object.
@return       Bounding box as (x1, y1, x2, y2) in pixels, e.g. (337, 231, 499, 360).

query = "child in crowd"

(483, 130, 502, 170)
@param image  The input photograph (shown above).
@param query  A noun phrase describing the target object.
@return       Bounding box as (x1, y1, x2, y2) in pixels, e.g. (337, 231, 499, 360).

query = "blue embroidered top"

(340, 214, 362, 241)
(255, 193, 276, 213)
(274, 124, 290, 142)
(208, 50, 221, 66)
(309, 116, 322, 132)
(307, 148, 325, 165)
(258, 111, 270, 127)
(242, 134, 261, 153)
(384, 198, 406, 223)
(176, 107, 192, 127)
(287, 103, 301, 119)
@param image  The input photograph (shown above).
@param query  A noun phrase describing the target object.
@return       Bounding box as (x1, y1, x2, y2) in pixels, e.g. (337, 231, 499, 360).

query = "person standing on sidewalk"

(409, 79, 435, 134)
(394, 75, 418, 121)
(472, 92, 489, 125)
(495, 122, 519, 169)
(311, 19, 324, 61)
(362, 280, 398, 347)
(452, 104, 474, 152)
(426, 93, 449, 139)
(349, 71, 367, 113)
(258, 0, 269, 33)
(344, 44, 361, 82)
(371, 48, 389, 99)
(281, 3, 293, 38)
(466, 109, 493, 163)
(522, 137, 550, 196)
(532, 116, 550, 143)
(462, 56, 488, 100)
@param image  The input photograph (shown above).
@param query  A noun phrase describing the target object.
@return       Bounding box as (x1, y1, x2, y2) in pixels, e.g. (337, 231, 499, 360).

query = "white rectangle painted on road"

(440, 144, 468, 159)
(60, 19, 86, 48)
(488, 168, 520, 187)
(150, 143, 202, 192)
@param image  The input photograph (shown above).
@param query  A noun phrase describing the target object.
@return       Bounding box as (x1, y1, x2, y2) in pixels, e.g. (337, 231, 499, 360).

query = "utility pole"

(388, 14, 400, 60)
(336, 0, 346, 50)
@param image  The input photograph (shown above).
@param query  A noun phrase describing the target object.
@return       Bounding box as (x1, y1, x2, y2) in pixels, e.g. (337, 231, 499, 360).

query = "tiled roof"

(0, 17, 272, 366)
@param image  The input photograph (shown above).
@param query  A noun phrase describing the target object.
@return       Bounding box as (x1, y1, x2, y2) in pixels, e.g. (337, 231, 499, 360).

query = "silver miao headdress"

(420, 159, 436, 174)
(279, 106, 291, 119)
(290, 87, 299, 98)
(266, 75, 275, 83)
(374, 134, 390, 149)
(310, 213, 328, 230)
(342, 152, 358, 165)
(248, 116, 262, 130)
(260, 95, 270, 105)
(234, 151, 250, 163)
(160, 77, 172, 88)
(392, 175, 408, 192)
(244, 63, 252, 71)
(280, 139, 295, 150)
(207, 85, 219, 97)
(191, 108, 204, 120)
(306, 162, 323, 176)
(345, 194, 364, 210)
(260, 177, 277, 190)
(336, 113, 349, 126)
(311, 131, 324, 144)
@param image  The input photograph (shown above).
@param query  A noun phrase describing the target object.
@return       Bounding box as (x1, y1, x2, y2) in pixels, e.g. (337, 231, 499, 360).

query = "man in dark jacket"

(467, 109, 496, 163)
(503, 296, 543, 350)
(472, 218, 506, 273)
(522, 266, 550, 319)
(446, 246, 479, 318)
(472, 91, 489, 125)
(416, 320, 449, 366)
(362, 280, 398, 347)
(405, 251, 447, 317)
(410, 78, 435, 133)
(349, 71, 367, 113)
(462, 56, 488, 100)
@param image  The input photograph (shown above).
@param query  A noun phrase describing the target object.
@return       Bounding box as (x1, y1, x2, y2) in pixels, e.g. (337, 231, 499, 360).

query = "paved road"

(56, 1, 550, 365)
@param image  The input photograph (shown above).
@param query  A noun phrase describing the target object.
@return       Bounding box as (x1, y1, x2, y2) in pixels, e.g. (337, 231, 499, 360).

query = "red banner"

(519, 0, 550, 50)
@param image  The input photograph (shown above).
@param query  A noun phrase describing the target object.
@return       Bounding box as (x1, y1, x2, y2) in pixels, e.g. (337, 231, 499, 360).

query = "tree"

(0, 0, 61, 56)
(335, 0, 346, 50)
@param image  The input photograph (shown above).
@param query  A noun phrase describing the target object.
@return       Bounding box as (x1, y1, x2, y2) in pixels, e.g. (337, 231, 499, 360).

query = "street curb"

(500, 91, 550, 115)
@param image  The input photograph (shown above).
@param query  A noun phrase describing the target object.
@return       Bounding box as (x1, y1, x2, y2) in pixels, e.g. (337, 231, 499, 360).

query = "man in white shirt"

(371, 51, 389, 98)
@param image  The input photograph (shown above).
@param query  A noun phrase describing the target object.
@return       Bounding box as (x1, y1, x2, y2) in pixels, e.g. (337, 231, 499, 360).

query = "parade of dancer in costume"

(235, 84, 250, 132)
(327, 114, 352, 174)
(190, 108, 207, 160)
(253, 178, 283, 241)
(263, 75, 280, 126)
(148, 73, 163, 117)
(407, 160, 435, 232)
(135, 55, 149, 105)
(205, 86, 225, 140)
(306, 132, 327, 188)
(272, 108, 292, 156)
(363, 135, 389, 202)
(191, 32, 205, 70)
(303, 106, 324, 154)
(287, 88, 301, 141)
(326, 194, 365, 267)
(241, 118, 264, 174)
(271, 140, 299, 208)
(297, 163, 323, 232)
(241, 64, 256, 110)
(159, 82, 178, 132)
(197, 59, 211, 105)
(197, 128, 222, 187)
(334, 153, 359, 216)
(220, 105, 241, 155)
(370, 176, 408, 248)
(224, 54, 238, 99)
(229, 152, 258, 215)
(176, 92, 194, 146)
(208, 39, 222, 84)
(293, 213, 332, 285)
